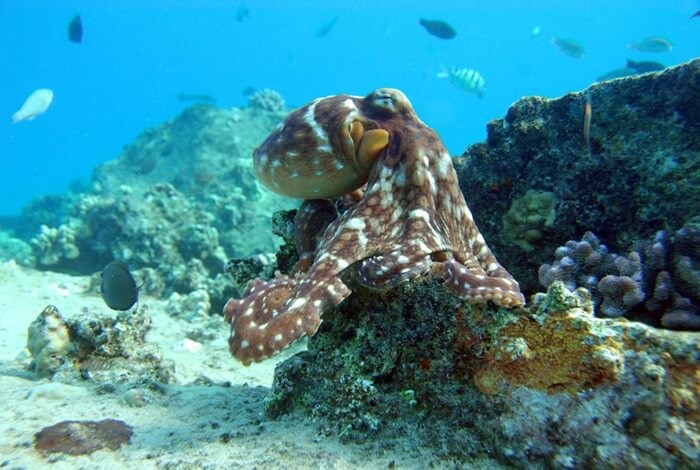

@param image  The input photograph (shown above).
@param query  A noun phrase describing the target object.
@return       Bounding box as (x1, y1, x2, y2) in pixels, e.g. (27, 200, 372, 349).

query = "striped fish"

(437, 66, 486, 98)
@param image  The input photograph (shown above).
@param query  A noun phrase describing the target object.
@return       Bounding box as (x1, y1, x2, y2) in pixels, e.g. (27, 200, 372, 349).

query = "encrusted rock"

(26, 305, 73, 376)
(456, 59, 700, 294)
(26, 305, 174, 385)
(266, 277, 699, 467)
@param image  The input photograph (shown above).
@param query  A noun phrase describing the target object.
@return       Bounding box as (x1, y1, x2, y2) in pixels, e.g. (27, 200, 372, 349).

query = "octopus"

(224, 88, 524, 365)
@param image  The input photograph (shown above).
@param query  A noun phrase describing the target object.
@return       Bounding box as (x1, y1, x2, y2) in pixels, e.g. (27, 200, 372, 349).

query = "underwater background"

(1, 0, 698, 215)
(1, 2, 699, 467)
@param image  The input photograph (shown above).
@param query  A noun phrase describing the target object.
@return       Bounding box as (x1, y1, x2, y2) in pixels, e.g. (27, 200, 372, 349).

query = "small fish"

(438, 66, 486, 98)
(530, 26, 542, 38)
(625, 59, 665, 74)
(582, 92, 592, 156)
(552, 36, 585, 58)
(419, 18, 457, 39)
(235, 4, 250, 22)
(177, 93, 217, 103)
(596, 67, 638, 82)
(627, 36, 673, 53)
(68, 14, 82, 43)
(691, 11, 700, 19)
(12, 88, 54, 123)
(242, 86, 256, 97)
(316, 17, 338, 38)
(101, 261, 138, 311)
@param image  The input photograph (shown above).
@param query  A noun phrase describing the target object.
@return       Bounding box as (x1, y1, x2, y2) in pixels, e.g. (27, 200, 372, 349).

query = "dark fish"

(316, 17, 338, 38)
(68, 14, 82, 43)
(235, 4, 250, 22)
(419, 18, 457, 39)
(596, 67, 637, 82)
(625, 59, 665, 74)
(242, 86, 256, 97)
(692, 10, 700, 19)
(101, 261, 138, 311)
(551, 36, 585, 58)
(177, 93, 217, 103)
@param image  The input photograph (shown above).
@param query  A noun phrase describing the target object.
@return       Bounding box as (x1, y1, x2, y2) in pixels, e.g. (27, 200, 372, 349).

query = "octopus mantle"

(224, 88, 524, 365)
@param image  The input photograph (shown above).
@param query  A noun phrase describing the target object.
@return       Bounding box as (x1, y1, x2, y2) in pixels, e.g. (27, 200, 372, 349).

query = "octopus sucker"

(224, 87, 524, 364)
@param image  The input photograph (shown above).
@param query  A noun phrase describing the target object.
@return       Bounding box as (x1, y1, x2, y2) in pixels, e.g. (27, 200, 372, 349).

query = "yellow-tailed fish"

(583, 92, 592, 156)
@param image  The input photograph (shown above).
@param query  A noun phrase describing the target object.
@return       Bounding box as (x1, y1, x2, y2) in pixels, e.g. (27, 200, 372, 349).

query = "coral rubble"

(26, 304, 173, 385)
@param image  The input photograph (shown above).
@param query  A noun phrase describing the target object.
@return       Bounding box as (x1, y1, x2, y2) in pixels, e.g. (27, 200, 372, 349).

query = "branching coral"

(539, 224, 700, 329)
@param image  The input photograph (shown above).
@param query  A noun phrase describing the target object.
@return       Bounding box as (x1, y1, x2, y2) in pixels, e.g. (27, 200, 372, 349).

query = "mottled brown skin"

(225, 88, 524, 365)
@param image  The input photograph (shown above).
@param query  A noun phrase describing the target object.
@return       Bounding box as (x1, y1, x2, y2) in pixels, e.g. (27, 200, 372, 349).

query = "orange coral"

(458, 307, 624, 395)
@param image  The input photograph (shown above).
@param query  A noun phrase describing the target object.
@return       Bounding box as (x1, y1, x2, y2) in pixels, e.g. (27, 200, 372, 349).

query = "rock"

(265, 277, 699, 467)
(455, 59, 700, 294)
(26, 305, 72, 376)
(34, 419, 133, 455)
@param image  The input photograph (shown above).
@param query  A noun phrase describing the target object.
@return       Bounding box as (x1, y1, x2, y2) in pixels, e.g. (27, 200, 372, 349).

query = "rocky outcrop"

(455, 59, 700, 297)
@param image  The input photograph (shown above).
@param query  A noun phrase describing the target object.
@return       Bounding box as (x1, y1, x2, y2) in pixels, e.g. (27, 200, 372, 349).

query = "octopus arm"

(224, 274, 351, 365)
(438, 258, 525, 306)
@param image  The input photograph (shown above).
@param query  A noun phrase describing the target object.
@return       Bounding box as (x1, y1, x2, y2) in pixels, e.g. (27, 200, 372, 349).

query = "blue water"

(1, 0, 698, 215)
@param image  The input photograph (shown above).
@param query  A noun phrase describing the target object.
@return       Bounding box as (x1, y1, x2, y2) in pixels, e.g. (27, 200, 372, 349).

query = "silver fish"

(437, 67, 486, 97)
(552, 36, 585, 58)
(12, 88, 54, 123)
(627, 36, 673, 53)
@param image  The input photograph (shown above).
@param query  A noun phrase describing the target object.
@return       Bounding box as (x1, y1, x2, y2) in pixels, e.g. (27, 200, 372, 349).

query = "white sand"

(0, 261, 443, 469)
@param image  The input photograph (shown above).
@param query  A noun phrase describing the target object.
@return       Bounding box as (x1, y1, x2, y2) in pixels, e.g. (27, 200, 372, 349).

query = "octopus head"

(253, 94, 390, 199)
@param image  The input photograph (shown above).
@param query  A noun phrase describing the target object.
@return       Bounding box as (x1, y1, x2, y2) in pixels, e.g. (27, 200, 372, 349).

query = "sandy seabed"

(0, 261, 479, 469)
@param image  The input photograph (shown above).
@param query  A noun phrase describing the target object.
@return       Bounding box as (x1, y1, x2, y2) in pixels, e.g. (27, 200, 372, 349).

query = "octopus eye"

(370, 93, 397, 114)
(376, 94, 393, 104)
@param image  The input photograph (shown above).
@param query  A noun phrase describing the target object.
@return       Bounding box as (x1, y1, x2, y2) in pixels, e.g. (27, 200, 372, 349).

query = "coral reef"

(34, 419, 133, 456)
(10, 97, 295, 313)
(0, 229, 33, 266)
(224, 88, 523, 365)
(539, 223, 700, 330)
(266, 277, 699, 467)
(247, 88, 286, 114)
(455, 58, 700, 294)
(30, 224, 80, 266)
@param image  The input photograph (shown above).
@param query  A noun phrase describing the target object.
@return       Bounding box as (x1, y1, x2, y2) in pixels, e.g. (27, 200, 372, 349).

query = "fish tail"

(436, 64, 449, 79)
